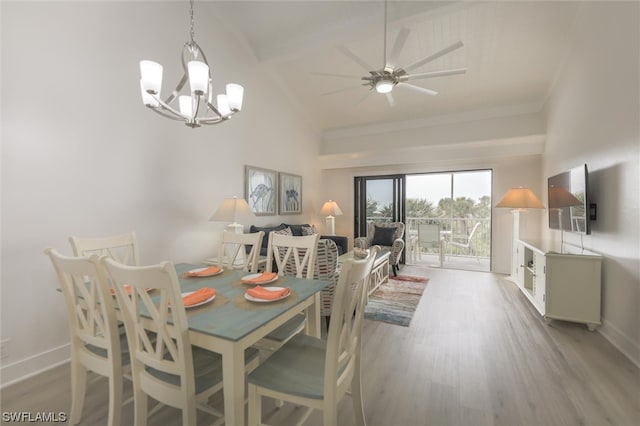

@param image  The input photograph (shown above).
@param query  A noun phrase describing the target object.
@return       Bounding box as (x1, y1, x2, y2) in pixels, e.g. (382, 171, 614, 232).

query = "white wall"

(0, 2, 322, 386)
(541, 2, 640, 365)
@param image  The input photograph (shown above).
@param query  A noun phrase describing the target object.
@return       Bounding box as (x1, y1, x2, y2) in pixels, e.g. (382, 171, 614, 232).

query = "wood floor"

(2, 266, 639, 425)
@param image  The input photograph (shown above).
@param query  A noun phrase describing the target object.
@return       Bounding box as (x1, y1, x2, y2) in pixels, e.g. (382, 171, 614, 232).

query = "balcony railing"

(365, 216, 491, 259)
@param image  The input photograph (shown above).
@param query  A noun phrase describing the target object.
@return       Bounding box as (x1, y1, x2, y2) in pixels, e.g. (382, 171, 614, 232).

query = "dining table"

(173, 263, 331, 426)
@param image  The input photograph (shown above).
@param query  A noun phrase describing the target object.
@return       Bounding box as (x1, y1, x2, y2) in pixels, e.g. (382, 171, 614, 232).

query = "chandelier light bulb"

(226, 83, 244, 111)
(139, 60, 163, 95)
(217, 94, 231, 117)
(179, 96, 193, 118)
(375, 80, 394, 94)
(139, 80, 159, 107)
(187, 61, 209, 95)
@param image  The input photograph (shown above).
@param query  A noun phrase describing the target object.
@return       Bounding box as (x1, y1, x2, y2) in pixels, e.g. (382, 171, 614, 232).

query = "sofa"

(249, 223, 348, 257)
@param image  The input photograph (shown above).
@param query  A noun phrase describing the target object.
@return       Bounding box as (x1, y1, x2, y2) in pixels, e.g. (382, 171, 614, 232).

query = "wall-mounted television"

(548, 164, 591, 234)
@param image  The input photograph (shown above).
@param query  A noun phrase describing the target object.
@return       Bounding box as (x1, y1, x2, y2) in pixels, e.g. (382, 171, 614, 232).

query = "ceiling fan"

(316, 0, 466, 106)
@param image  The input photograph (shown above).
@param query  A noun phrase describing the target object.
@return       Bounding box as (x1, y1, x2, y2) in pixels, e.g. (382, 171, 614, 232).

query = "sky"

(367, 170, 492, 207)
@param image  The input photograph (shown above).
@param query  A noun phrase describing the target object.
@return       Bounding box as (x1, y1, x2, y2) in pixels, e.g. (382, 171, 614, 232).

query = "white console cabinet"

(512, 239, 602, 331)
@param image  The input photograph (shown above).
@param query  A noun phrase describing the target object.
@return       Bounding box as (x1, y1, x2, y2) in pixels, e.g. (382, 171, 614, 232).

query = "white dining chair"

(247, 246, 380, 426)
(216, 230, 264, 272)
(256, 231, 320, 350)
(44, 248, 131, 426)
(69, 232, 140, 266)
(266, 231, 320, 280)
(101, 258, 259, 426)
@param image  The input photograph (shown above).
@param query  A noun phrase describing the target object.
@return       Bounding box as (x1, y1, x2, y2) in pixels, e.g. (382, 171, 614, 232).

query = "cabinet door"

(546, 255, 602, 326)
(515, 242, 525, 289)
(533, 252, 546, 314)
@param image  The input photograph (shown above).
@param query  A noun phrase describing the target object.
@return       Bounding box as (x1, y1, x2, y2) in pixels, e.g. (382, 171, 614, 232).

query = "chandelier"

(138, 0, 244, 128)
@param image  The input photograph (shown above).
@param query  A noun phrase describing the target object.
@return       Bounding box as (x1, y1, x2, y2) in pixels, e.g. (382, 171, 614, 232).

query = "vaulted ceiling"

(212, 1, 582, 132)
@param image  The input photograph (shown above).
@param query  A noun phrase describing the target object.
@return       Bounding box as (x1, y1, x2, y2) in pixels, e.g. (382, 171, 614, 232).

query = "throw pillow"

(250, 224, 286, 250)
(281, 223, 313, 237)
(371, 226, 396, 246)
(274, 227, 293, 237)
(301, 225, 317, 236)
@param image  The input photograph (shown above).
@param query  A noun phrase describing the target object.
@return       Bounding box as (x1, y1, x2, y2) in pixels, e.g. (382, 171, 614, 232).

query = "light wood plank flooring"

(2, 266, 638, 425)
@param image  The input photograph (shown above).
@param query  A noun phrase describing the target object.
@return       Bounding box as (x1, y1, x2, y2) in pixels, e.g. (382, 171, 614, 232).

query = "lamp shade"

(187, 61, 209, 95)
(140, 80, 159, 107)
(209, 197, 255, 225)
(320, 200, 343, 216)
(548, 186, 582, 208)
(139, 60, 163, 94)
(495, 187, 545, 209)
(217, 94, 231, 117)
(179, 96, 193, 118)
(226, 83, 244, 111)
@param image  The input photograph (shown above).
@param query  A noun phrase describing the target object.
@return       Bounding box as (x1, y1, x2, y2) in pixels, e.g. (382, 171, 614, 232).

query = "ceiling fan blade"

(356, 90, 374, 106)
(321, 85, 364, 96)
(397, 82, 438, 96)
(337, 45, 375, 73)
(387, 27, 411, 68)
(406, 68, 467, 80)
(404, 41, 464, 72)
(386, 92, 396, 107)
(311, 72, 363, 79)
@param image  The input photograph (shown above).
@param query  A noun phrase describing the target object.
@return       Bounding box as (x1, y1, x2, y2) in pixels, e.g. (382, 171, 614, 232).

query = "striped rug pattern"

(364, 276, 429, 327)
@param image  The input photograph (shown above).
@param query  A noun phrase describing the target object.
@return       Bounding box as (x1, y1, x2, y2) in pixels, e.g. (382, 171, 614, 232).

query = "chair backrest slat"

(70, 232, 140, 266)
(324, 246, 379, 400)
(266, 232, 319, 279)
(218, 231, 264, 272)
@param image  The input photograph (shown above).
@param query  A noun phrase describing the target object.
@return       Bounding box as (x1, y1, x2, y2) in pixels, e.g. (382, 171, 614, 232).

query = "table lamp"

(209, 196, 256, 234)
(319, 200, 343, 236)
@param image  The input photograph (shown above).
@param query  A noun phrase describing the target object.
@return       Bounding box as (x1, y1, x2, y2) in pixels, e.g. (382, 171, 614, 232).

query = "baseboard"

(598, 319, 640, 368)
(0, 344, 70, 389)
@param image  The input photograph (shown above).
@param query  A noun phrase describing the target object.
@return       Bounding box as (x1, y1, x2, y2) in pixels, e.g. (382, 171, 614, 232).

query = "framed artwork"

(244, 165, 277, 216)
(279, 172, 302, 215)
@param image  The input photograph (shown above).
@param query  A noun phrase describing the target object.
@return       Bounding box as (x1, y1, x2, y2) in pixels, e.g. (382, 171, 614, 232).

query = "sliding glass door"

(406, 170, 492, 272)
(354, 175, 405, 240)
(355, 170, 492, 272)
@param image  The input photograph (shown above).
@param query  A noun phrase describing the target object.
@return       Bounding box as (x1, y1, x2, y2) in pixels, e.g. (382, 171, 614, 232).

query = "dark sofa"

(249, 223, 349, 257)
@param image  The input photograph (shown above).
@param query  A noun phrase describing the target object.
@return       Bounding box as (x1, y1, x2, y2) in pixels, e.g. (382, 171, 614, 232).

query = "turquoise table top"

(173, 263, 330, 342)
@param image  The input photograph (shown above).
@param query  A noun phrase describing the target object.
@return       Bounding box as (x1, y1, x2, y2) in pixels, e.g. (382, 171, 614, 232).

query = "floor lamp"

(495, 187, 545, 277)
(548, 186, 582, 248)
(210, 196, 256, 265)
(319, 200, 343, 236)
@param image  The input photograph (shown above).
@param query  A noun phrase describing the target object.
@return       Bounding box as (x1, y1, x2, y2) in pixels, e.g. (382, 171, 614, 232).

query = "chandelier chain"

(189, 0, 196, 44)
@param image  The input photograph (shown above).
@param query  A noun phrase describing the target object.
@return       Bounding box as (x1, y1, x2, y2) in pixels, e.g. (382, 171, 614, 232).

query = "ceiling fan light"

(376, 80, 394, 94)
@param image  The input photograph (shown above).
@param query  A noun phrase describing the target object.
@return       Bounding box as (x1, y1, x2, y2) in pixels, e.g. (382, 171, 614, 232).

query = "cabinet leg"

(587, 323, 598, 332)
(543, 316, 552, 325)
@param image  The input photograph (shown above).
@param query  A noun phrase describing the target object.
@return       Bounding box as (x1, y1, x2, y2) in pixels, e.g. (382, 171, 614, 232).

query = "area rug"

(364, 275, 429, 327)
